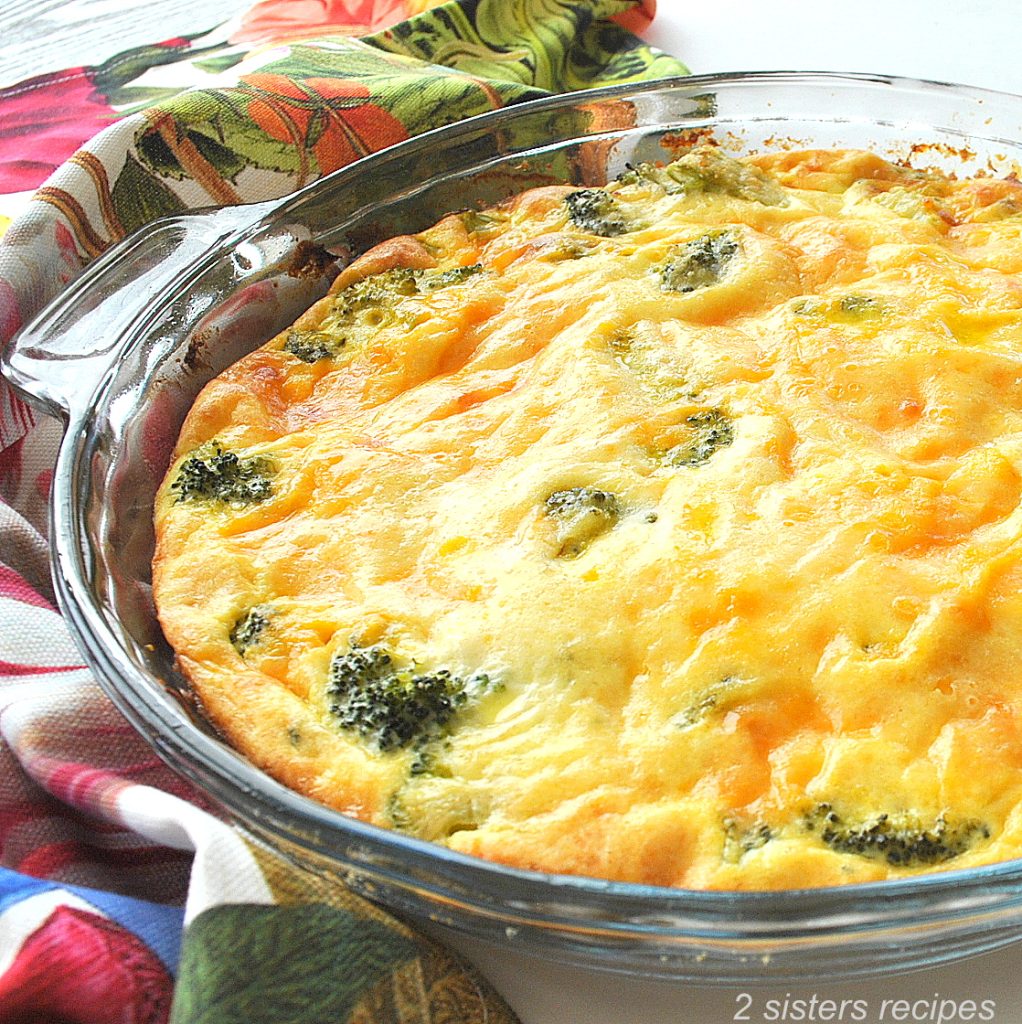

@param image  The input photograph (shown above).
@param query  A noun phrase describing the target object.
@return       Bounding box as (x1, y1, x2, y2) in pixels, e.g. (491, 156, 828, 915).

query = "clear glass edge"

(35, 70, 1022, 970)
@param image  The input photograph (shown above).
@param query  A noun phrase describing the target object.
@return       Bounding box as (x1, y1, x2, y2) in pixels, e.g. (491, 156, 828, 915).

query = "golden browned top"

(154, 147, 1022, 889)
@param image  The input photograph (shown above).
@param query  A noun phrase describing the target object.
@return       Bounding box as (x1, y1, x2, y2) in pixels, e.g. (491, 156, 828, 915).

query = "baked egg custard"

(154, 147, 1022, 890)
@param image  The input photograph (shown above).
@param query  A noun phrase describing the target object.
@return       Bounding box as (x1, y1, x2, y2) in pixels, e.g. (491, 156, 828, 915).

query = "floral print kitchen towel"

(0, 0, 683, 450)
(0, 1, 687, 1020)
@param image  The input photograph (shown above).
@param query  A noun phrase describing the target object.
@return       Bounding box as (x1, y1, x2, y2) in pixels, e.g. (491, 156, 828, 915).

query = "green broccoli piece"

(723, 817, 773, 863)
(418, 264, 483, 290)
(316, 267, 415, 347)
(539, 239, 596, 262)
(283, 327, 338, 363)
(618, 158, 729, 196)
(609, 328, 695, 400)
(617, 162, 684, 193)
(673, 675, 742, 729)
(618, 148, 787, 206)
(564, 188, 629, 237)
(545, 486, 622, 557)
(808, 804, 989, 866)
(460, 209, 507, 235)
(792, 294, 886, 322)
(335, 264, 481, 302)
(327, 644, 490, 752)
(851, 183, 945, 224)
(171, 442, 275, 507)
(301, 264, 483, 358)
(666, 409, 735, 467)
(658, 231, 740, 293)
(229, 605, 272, 655)
(837, 294, 884, 318)
(348, 267, 421, 304)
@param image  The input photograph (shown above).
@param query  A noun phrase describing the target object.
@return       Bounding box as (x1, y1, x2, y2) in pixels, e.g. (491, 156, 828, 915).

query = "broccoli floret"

(723, 817, 773, 863)
(609, 328, 695, 400)
(460, 209, 507, 235)
(848, 182, 947, 224)
(545, 486, 622, 557)
(837, 294, 884, 318)
(619, 148, 786, 206)
(301, 264, 483, 358)
(171, 442, 275, 506)
(418, 264, 483, 290)
(336, 264, 482, 303)
(229, 605, 272, 655)
(564, 188, 629, 237)
(658, 230, 740, 293)
(675, 692, 721, 728)
(666, 408, 734, 467)
(316, 268, 414, 347)
(617, 162, 689, 194)
(673, 675, 742, 729)
(348, 267, 421, 304)
(283, 327, 338, 363)
(792, 294, 886, 322)
(807, 804, 989, 866)
(327, 644, 490, 752)
(539, 239, 595, 262)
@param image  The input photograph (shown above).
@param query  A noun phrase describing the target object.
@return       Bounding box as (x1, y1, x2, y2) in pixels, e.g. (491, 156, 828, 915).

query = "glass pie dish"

(8, 71, 1022, 983)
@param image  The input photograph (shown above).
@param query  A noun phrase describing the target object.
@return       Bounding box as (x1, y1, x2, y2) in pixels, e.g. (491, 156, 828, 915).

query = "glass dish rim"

(25, 69, 1022, 952)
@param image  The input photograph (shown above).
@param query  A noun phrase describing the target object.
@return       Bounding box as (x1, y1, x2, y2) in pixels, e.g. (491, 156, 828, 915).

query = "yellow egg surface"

(153, 147, 1022, 889)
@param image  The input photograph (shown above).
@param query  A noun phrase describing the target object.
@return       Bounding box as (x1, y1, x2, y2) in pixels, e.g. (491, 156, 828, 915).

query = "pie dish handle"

(1, 202, 277, 421)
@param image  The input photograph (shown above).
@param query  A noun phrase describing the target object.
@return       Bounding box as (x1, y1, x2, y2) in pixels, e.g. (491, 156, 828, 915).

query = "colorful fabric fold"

(0, 1, 688, 1019)
(0, 0, 685, 454)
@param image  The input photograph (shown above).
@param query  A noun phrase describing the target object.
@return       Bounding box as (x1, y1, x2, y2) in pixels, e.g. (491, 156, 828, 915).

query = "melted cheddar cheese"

(154, 147, 1022, 889)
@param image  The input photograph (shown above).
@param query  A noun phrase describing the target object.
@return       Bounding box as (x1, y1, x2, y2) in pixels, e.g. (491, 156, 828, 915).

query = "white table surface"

(648, 0, 1022, 96)
(7, 2, 1022, 1021)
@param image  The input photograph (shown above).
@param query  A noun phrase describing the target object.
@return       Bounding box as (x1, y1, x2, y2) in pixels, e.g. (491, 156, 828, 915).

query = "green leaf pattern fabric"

(165, 833, 519, 1023)
(0, 0, 687, 456)
(173, 904, 418, 1023)
(173, 903, 517, 1024)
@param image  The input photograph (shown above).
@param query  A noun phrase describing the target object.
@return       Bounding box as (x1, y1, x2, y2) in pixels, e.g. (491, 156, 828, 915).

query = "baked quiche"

(153, 146, 1022, 890)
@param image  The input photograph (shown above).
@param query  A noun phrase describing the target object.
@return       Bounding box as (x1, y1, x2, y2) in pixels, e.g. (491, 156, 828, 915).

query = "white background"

(7, 1, 1022, 1021)
(647, 1, 1022, 96)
